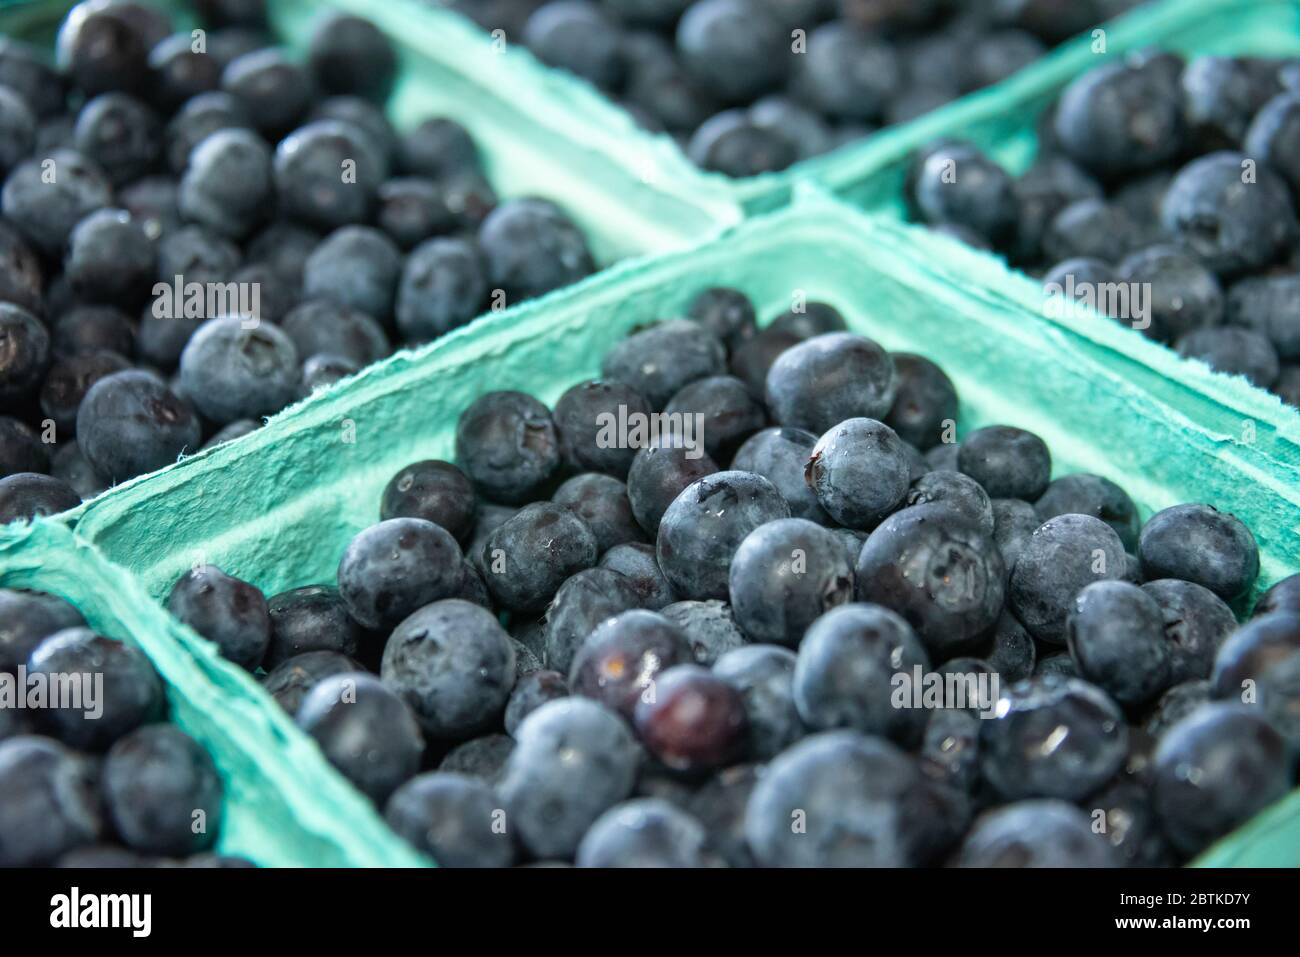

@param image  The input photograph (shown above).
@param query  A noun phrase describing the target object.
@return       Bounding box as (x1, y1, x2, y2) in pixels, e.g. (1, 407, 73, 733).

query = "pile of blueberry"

(0, 587, 249, 867)
(0, 0, 594, 522)
(164, 285, 1299, 866)
(909, 50, 1300, 409)
(448, 0, 1142, 177)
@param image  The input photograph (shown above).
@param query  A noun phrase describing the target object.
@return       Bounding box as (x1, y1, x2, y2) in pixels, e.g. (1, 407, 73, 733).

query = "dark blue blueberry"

(178, 317, 299, 424)
(56, 0, 153, 96)
(163, 90, 250, 174)
(264, 585, 363, 669)
(394, 237, 487, 342)
(117, 174, 181, 241)
(280, 298, 390, 371)
(686, 763, 762, 866)
(990, 497, 1039, 571)
(769, 301, 848, 341)
(302, 225, 403, 321)
(687, 287, 756, 352)
(1162, 152, 1296, 277)
(634, 664, 748, 774)
(245, 221, 319, 288)
(1181, 56, 1279, 152)
(912, 142, 1018, 246)
(25, 627, 163, 750)
(794, 20, 898, 121)
(1227, 274, 1300, 362)
(225, 260, 295, 325)
(598, 542, 678, 610)
(657, 470, 789, 601)
(884, 353, 958, 451)
(0, 589, 85, 673)
(455, 391, 561, 505)
(380, 459, 476, 543)
(0, 471, 78, 524)
(1254, 573, 1300, 618)
(553, 379, 653, 477)
(2, 149, 112, 256)
(262, 650, 361, 714)
(0, 417, 47, 479)
(308, 96, 397, 169)
(55, 306, 137, 362)
(686, 109, 798, 177)
(1176, 326, 1280, 388)
(963, 28, 1046, 91)
(807, 418, 911, 530)
(661, 599, 747, 666)
(477, 197, 593, 303)
(0, 87, 34, 178)
(300, 353, 356, 395)
(0, 221, 43, 316)
(76, 369, 201, 483)
(1066, 580, 1172, 707)
(767, 333, 896, 435)
(205, 27, 272, 72)
(1141, 579, 1237, 685)
(397, 117, 479, 181)
(729, 327, 801, 398)
(675, 0, 788, 104)
(1115, 245, 1224, 342)
(1034, 650, 1078, 679)
(576, 798, 712, 867)
(663, 374, 765, 461)
(751, 94, 836, 160)
(75, 92, 162, 185)
(713, 644, 802, 761)
(0, 736, 101, 866)
(1089, 777, 1177, 867)
(148, 33, 220, 112)
(308, 12, 395, 102)
(376, 178, 456, 250)
(381, 599, 516, 740)
(1044, 199, 1144, 271)
(728, 518, 853, 647)
(857, 502, 1007, 657)
(296, 671, 424, 805)
(167, 563, 270, 670)
(981, 610, 1037, 683)
(602, 319, 727, 411)
(956, 800, 1117, 867)
(1143, 679, 1211, 739)
(919, 707, 981, 793)
(385, 772, 514, 868)
(1246, 91, 1300, 195)
(1210, 612, 1300, 701)
(1041, 257, 1119, 318)
(730, 427, 826, 524)
(220, 48, 314, 138)
(1139, 503, 1259, 602)
(1054, 59, 1185, 179)
(504, 669, 569, 737)
(1009, 513, 1126, 644)
(622, 31, 719, 133)
(626, 437, 719, 535)
(553, 473, 644, 556)
(64, 208, 155, 306)
(1151, 703, 1290, 857)
(481, 502, 598, 614)
(178, 127, 272, 239)
(1012, 156, 1104, 263)
(1034, 473, 1140, 552)
(905, 469, 995, 537)
(438, 733, 514, 783)
(568, 609, 692, 719)
(0, 304, 50, 404)
(0, 36, 66, 118)
(273, 120, 385, 231)
(793, 603, 930, 744)
(525, 1, 625, 91)
(336, 517, 463, 631)
(745, 730, 965, 867)
(154, 222, 240, 287)
(980, 675, 1127, 801)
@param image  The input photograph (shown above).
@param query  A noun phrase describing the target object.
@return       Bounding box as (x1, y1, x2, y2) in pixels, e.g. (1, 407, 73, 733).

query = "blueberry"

(1054, 60, 1185, 178)
(919, 707, 981, 792)
(306, 96, 397, 166)
(1151, 703, 1290, 857)
(1139, 578, 1237, 686)
(279, 299, 389, 371)
(1066, 581, 1172, 707)
(336, 517, 463, 631)
(602, 319, 727, 411)
(205, 28, 271, 72)
(438, 733, 514, 783)
(394, 237, 487, 342)
(1163, 152, 1297, 277)
(766, 333, 896, 435)
(25, 627, 163, 750)
(577, 797, 713, 867)
(64, 208, 155, 306)
(958, 426, 1051, 502)
(481, 502, 598, 614)
(245, 221, 320, 288)
(0, 303, 50, 405)
(712, 644, 801, 760)
(1090, 777, 1177, 866)
(381, 599, 515, 740)
(1012, 156, 1105, 263)
(634, 664, 748, 774)
(728, 327, 802, 398)
(1245, 92, 1300, 196)
(1144, 679, 1211, 738)
(261, 650, 361, 714)
(905, 469, 995, 537)
(75, 369, 200, 483)
(270, 124, 380, 233)
(0, 736, 101, 866)
(686, 109, 797, 177)
(0, 87, 34, 178)
(308, 12, 395, 102)
(1034, 473, 1140, 552)
(553, 473, 644, 556)
(745, 730, 963, 867)
(0, 589, 87, 673)
(990, 497, 1039, 570)
(568, 609, 692, 719)
(1011, 512, 1127, 643)
(178, 127, 272, 239)
(912, 142, 1018, 245)
(1226, 274, 1300, 362)
(795, 20, 898, 121)
(598, 542, 678, 610)
(1181, 56, 1278, 151)
(525, 1, 625, 91)
(806, 418, 910, 530)
(148, 33, 221, 112)
(380, 460, 476, 543)
(750, 94, 835, 160)
(675, 0, 788, 104)
(767, 301, 847, 341)
(729, 427, 826, 524)
(163, 91, 250, 174)
(663, 375, 765, 461)
(1113, 245, 1224, 341)
(883, 353, 958, 451)
(1176, 326, 1280, 388)
(541, 567, 642, 674)
(166, 563, 271, 670)
(2, 149, 112, 256)
(0, 473, 80, 524)
(661, 600, 747, 666)
(455, 392, 560, 506)
(551, 380, 649, 478)
(1210, 612, 1300, 701)
(374, 178, 455, 250)
(477, 197, 593, 303)
(397, 117, 479, 181)
(1040, 257, 1120, 317)
(263, 585, 363, 669)
(0, 36, 66, 118)
(626, 437, 720, 535)
(686, 287, 757, 351)
(56, 0, 152, 96)
(296, 671, 424, 805)
(956, 800, 1117, 867)
(981, 675, 1127, 801)
(504, 669, 569, 737)
(0, 221, 43, 316)
(0, 417, 48, 479)
(1254, 573, 1300, 618)
(117, 175, 181, 241)
(154, 222, 241, 288)
(382, 771, 512, 868)
(1139, 503, 1259, 602)
(857, 502, 1007, 657)
(220, 48, 314, 139)
(178, 317, 299, 425)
